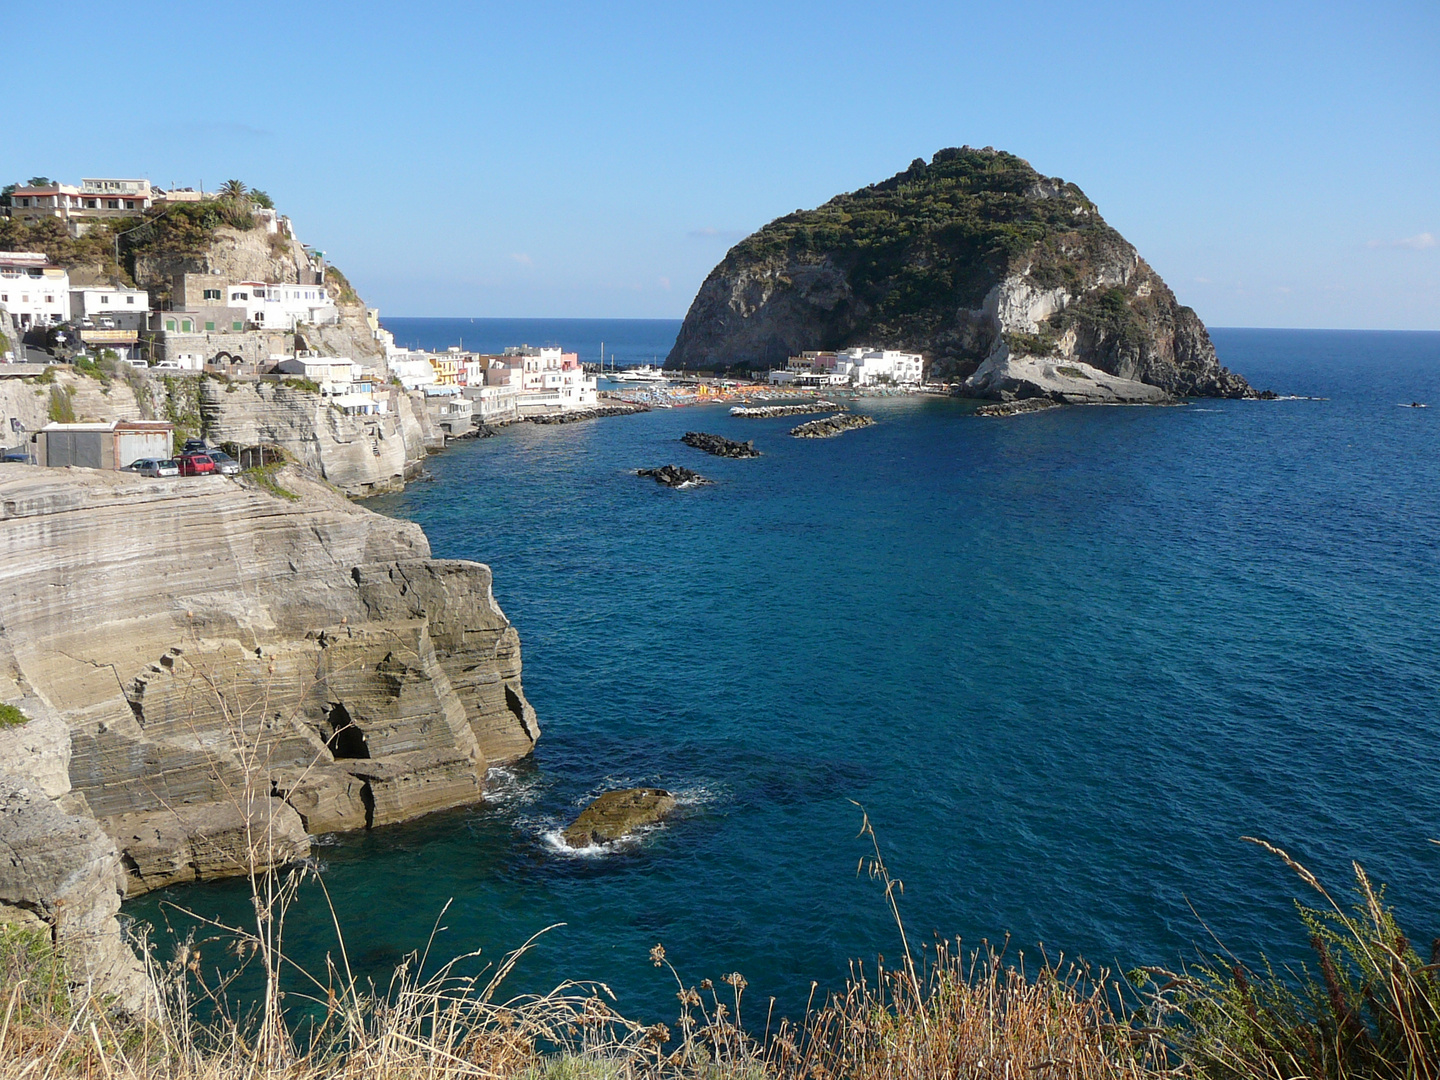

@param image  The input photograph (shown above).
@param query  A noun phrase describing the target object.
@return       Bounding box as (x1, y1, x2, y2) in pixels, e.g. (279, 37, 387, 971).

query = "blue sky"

(5, 0, 1437, 328)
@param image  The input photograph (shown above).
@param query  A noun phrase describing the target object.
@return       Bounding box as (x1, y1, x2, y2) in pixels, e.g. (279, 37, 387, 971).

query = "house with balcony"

(228, 281, 337, 330)
(0, 253, 69, 329)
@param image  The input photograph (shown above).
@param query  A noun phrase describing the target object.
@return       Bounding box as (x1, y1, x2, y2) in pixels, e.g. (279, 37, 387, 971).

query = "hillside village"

(0, 176, 601, 490)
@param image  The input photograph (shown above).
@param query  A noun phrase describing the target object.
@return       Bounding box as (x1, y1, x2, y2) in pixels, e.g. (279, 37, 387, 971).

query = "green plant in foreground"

(1142, 839, 1440, 1080)
(0, 702, 28, 727)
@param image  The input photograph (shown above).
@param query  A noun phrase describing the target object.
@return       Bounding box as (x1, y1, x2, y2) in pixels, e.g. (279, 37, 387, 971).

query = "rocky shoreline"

(528, 403, 651, 424)
(791, 413, 877, 438)
(0, 463, 541, 1007)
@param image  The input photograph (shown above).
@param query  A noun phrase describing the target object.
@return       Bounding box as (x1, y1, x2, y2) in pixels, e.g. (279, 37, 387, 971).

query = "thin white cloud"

(1367, 232, 1436, 250)
(510, 253, 533, 266)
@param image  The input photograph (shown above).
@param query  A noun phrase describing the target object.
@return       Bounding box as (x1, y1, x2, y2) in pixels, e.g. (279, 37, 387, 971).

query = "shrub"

(48, 385, 75, 423)
(0, 703, 28, 727)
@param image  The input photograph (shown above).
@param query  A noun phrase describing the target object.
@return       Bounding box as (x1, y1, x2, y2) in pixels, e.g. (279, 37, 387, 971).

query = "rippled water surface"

(127, 326, 1440, 1024)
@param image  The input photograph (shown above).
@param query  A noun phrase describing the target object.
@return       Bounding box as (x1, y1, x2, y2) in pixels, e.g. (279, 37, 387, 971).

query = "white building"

(274, 356, 387, 414)
(0, 253, 70, 329)
(387, 348, 439, 391)
(70, 285, 150, 326)
(502, 345, 597, 410)
(227, 281, 337, 330)
(833, 347, 924, 387)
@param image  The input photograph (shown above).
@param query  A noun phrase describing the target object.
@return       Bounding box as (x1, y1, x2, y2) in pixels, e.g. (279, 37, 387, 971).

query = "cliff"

(666, 148, 1252, 401)
(0, 465, 538, 916)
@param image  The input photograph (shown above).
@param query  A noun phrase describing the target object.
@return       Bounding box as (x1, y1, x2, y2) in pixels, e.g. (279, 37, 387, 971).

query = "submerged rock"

(790, 413, 877, 438)
(681, 431, 760, 458)
(563, 787, 677, 848)
(638, 464, 710, 487)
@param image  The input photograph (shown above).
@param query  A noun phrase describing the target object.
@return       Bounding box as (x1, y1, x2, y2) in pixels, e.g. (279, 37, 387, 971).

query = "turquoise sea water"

(127, 324, 1440, 1027)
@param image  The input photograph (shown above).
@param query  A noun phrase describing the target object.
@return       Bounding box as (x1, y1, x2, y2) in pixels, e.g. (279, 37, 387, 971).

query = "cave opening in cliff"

(325, 702, 369, 760)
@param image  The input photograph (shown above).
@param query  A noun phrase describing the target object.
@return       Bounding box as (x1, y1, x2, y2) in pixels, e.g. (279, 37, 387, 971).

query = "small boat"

(610, 365, 669, 384)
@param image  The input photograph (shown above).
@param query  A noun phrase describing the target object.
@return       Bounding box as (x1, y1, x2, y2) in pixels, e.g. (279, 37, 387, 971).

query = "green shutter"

(181, 319, 192, 332)
(205, 321, 215, 331)
(232, 321, 243, 331)
(165, 318, 176, 331)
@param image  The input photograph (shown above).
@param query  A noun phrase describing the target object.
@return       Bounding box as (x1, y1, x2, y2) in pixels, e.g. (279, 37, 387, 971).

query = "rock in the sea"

(790, 413, 877, 438)
(563, 787, 677, 848)
(665, 147, 1252, 400)
(681, 431, 760, 458)
(638, 464, 710, 487)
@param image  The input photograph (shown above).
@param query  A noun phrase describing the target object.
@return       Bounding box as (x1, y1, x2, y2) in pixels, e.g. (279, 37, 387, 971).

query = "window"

(203, 289, 221, 301)
(100, 295, 109, 304)
(126, 296, 135, 304)
(205, 321, 215, 331)
(44, 296, 53, 304)
(165, 319, 177, 331)
(232, 321, 243, 331)
(107, 199, 120, 209)
(181, 319, 193, 332)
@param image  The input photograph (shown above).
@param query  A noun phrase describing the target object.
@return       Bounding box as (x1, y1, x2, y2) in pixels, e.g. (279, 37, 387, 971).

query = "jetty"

(730, 400, 842, 418)
(790, 413, 877, 438)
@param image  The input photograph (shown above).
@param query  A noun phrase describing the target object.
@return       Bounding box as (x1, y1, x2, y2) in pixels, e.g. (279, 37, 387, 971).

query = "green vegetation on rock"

(47, 385, 75, 424)
(0, 703, 28, 728)
(667, 147, 1253, 397)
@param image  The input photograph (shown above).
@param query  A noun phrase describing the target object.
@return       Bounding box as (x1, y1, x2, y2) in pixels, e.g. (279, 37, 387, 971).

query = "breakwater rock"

(975, 398, 1064, 417)
(0, 464, 539, 909)
(680, 432, 760, 458)
(528, 404, 650, 425)
(665, 147, 1252, 400)
(729, 401, 841, 418)
(563, 788, 677, 848)
(791, 413, 877, 438)
(638, 465, 710, 488)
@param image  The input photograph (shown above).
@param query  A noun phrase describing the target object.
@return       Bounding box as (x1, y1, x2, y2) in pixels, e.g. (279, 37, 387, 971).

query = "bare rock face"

(563, 788, 677, 848)
(199, 381, 429, 496)
(0, 778, 152, 1013)
(0, 464, 539, 898)
(665, 147, 1253, 400)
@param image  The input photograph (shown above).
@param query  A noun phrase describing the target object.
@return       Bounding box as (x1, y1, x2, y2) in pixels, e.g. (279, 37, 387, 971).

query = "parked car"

(182, 438, 208, 454)
(206, 450, 241, 476)
(1, 452, 31, 465)
(122, 458, 180, 478)
(177, 454, 216, 477)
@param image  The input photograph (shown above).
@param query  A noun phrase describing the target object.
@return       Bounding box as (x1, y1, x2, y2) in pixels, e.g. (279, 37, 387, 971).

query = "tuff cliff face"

(666, 148, 1252, 400)
(0, 465, 538, 910)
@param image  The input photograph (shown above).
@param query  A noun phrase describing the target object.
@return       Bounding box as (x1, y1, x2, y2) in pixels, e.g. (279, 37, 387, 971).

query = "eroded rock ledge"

(0, 465, 539, 909)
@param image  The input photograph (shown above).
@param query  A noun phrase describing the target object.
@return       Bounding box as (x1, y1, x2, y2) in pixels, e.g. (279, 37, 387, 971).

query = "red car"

(177, 453, 216, 476)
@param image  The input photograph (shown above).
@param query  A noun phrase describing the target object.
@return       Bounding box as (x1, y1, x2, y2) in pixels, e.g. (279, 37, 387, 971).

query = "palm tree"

(219, 179, 248, 200)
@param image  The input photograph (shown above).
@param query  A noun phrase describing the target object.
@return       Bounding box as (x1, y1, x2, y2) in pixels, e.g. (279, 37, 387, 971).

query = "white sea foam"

(485, 765, 543, 805)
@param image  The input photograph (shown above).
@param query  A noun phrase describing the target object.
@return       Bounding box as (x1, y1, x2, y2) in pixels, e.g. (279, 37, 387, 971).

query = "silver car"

(122, 458, 180, 478)
(206, 450, 241, 476)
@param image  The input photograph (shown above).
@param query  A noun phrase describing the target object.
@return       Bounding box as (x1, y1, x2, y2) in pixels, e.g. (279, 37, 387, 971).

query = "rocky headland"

(665, 147, 1253, 404)
(0, 463, 539, 1002)
(680, 431, 760, 458)
(790, 413, 877, 438)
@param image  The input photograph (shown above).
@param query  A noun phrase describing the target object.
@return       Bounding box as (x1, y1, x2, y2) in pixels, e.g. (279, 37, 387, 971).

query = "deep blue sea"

(127, 323, 1440, 1028)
